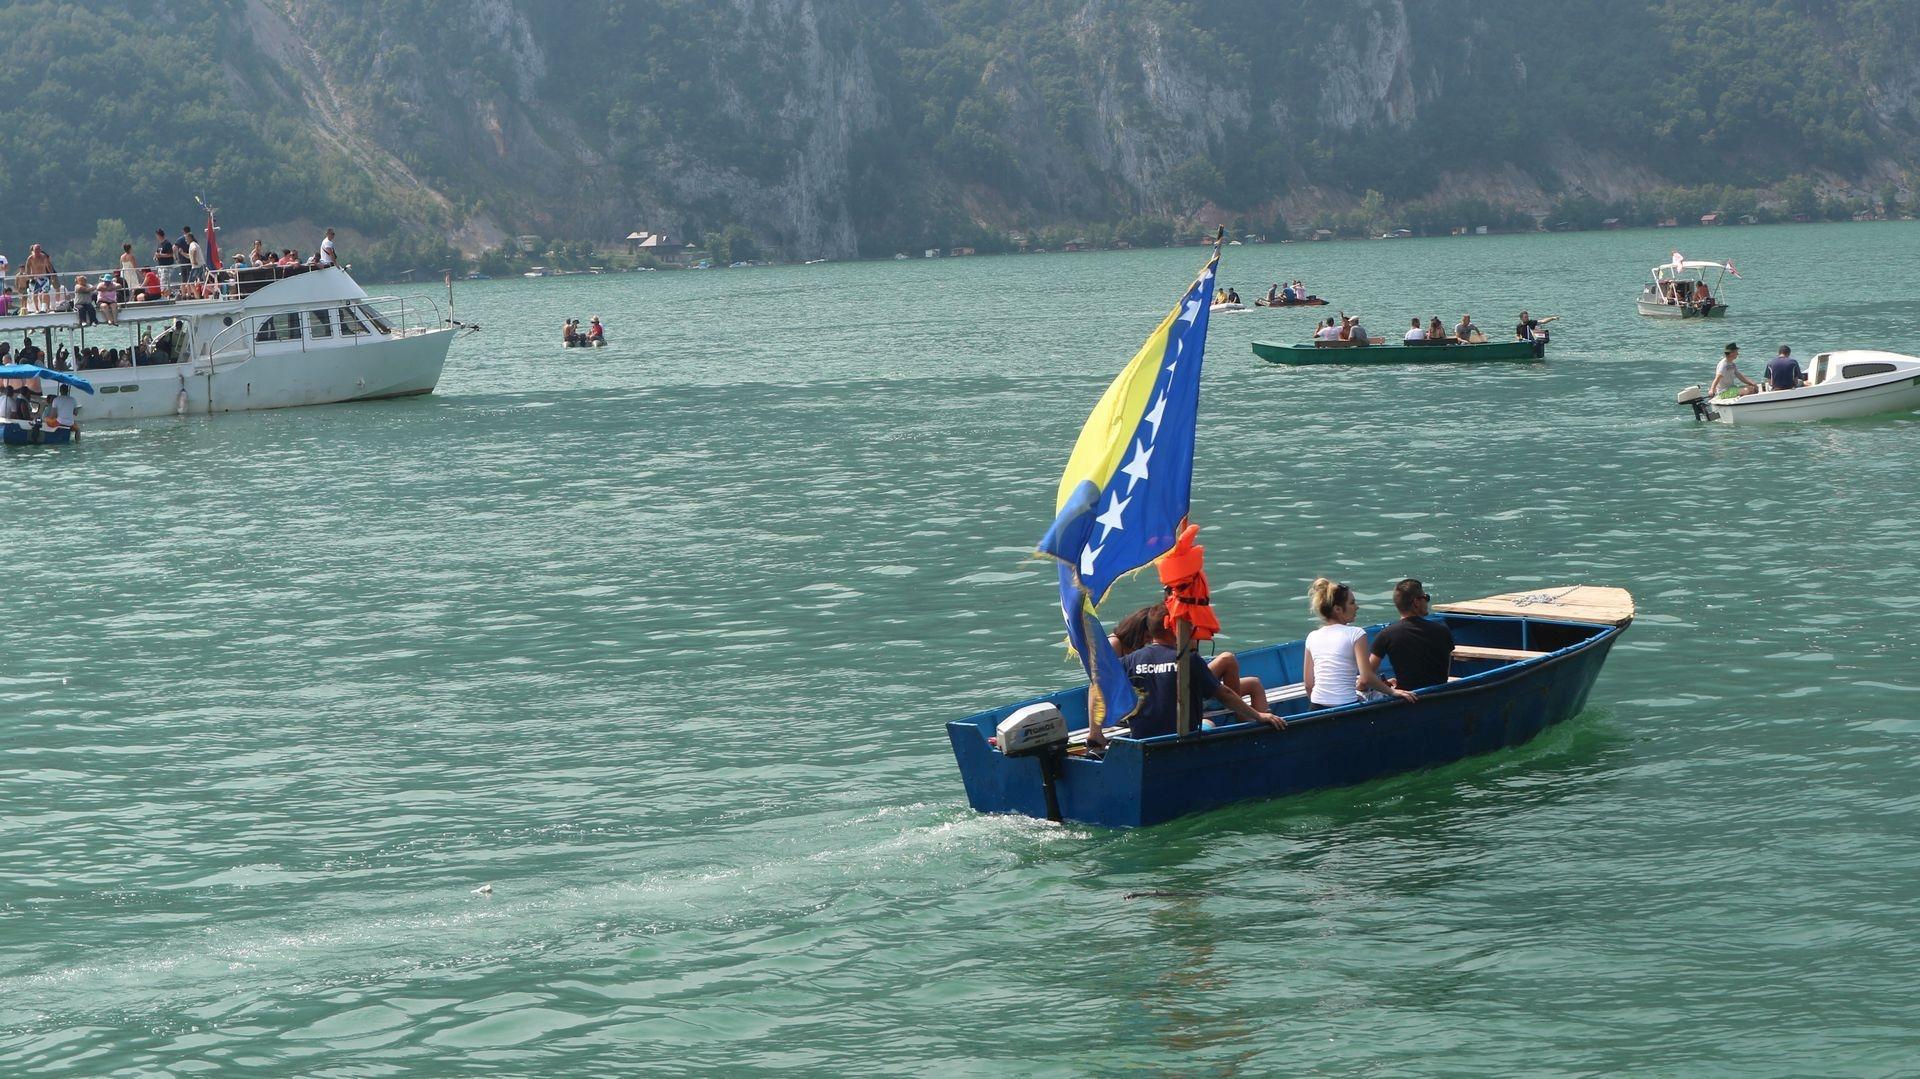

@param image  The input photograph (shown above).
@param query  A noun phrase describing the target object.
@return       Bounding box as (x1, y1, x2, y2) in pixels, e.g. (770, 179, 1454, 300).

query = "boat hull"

(1718, 372, 1920, 424)
(2, 421, 73, 446)
(949, 611, 1626, 827)
(1254, 298, 1328, 307)
(1637, 299, 1725, 319)
(79, 328, 455, 423)
(1251, 338, 1546, 365)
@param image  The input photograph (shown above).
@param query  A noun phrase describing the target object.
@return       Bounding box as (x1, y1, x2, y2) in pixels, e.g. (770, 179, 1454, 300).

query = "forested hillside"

(3, 0, 1918, 270)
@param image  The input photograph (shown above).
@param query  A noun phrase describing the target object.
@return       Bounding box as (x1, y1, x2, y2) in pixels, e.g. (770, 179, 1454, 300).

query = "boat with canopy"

(1639, 254, 1736, 318)
(0, 363, 95, 445)
(945, 237, 1631, 827)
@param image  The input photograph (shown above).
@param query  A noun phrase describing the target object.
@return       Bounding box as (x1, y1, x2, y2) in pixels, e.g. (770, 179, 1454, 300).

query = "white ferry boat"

(8, 262, 464, 423)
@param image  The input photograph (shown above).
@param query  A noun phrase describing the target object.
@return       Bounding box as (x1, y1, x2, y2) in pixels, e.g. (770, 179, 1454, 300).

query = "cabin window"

(337, 307, 370, 336)
(254, 312, 302, 343)
(1843, 362, 1896, 379)
(357, 305, 393, 334)
(308, 309, 333, 339)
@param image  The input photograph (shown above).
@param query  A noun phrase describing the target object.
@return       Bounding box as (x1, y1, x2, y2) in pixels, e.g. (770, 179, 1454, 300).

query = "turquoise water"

(6, 221, 1920, 1073)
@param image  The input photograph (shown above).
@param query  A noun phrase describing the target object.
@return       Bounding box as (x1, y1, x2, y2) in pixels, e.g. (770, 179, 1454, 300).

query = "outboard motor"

(1676, 384, 1718, 422)
(996, 703, 1070, 822)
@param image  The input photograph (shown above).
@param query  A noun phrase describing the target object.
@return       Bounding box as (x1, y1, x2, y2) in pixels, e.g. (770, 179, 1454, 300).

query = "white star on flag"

(1120, 438, 1153, 492)
(1094, 491, 1131, 539)
(1143, 394, 1167, 440)
(1177, 297, 1201, 324)
(1079, 542, 1103, 575)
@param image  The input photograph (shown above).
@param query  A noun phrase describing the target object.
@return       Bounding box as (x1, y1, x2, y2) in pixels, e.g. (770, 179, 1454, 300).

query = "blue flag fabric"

(1037, 252, 1219, 729)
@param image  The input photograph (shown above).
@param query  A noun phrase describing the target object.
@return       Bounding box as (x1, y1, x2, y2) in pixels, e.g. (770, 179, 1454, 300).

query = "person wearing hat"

(1709, 342, 1758, 399)
(1347, 312, 1370, 344)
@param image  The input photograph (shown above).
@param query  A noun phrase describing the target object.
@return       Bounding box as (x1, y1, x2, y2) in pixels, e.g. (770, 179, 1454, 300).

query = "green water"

(6, 221, 1920, 1074)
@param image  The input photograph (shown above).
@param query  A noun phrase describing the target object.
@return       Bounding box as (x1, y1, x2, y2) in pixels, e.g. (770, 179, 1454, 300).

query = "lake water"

(7, 221, 1920, 1074)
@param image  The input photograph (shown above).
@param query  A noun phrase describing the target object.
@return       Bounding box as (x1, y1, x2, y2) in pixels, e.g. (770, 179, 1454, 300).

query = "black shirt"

(155, 238, 175, 265)
(1121, 642, 1220, 739)
(1370, 616, 1455, 691)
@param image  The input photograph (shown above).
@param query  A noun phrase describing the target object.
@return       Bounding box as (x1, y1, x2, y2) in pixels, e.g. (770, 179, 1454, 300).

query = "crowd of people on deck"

(1089, 577, 1456, 749)
(1708, 341, 1808, 398)
(0, 226, 341, 326)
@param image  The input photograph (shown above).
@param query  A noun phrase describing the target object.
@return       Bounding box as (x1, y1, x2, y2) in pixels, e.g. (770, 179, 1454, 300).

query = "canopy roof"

(0, 364, 95, 393)
(1652, 259, 1733, 278)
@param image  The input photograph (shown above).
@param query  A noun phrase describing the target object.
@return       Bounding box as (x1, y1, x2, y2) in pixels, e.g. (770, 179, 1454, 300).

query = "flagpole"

(1174, 229, 1226, 739)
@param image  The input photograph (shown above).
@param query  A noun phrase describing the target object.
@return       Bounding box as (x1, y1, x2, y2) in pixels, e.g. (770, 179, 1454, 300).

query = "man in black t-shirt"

(1368, 579, 1455, 693)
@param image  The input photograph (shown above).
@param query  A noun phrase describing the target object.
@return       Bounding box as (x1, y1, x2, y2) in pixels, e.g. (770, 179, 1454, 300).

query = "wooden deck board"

(1435, 585, 1634, 626)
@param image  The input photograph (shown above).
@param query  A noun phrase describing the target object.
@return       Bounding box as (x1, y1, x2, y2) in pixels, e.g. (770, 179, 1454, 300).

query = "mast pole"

(1174, 228, 1226, 740)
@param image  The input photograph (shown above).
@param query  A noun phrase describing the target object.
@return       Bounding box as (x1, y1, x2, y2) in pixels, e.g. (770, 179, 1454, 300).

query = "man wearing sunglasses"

(1366, 579, 1456, 693)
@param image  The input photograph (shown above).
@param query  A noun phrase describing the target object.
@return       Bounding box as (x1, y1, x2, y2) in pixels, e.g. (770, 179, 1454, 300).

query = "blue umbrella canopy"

(0, 364, 95, 394)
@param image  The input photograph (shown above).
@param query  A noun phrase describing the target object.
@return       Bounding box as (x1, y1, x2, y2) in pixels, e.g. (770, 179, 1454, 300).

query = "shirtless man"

(23, 244, 54, 314)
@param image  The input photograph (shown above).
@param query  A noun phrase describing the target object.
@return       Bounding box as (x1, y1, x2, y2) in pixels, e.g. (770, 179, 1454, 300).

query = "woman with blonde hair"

(1303, 578, 1417, 709)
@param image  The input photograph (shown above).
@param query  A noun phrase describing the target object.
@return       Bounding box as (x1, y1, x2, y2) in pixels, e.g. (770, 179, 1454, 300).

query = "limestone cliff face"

(248, 0, 1920, 258)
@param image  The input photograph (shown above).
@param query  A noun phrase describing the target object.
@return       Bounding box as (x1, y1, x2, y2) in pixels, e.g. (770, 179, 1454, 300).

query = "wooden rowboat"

(1251, 337, 1547, 365)
(947, 585, 1631, 827)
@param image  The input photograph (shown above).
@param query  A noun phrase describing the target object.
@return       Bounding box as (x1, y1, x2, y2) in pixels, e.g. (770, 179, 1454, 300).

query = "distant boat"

(1640, 257, 1735, 318)
(1252, 337, 1547, 365)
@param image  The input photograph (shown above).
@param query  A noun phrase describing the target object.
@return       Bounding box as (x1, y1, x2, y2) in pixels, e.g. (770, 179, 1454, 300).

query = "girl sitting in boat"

(1303, 579, 1417, 710)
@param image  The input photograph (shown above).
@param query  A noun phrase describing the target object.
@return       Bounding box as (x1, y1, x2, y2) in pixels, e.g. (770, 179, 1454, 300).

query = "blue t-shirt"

(1765, 356, 1804, 390)
(1121, 642, 1220, 739)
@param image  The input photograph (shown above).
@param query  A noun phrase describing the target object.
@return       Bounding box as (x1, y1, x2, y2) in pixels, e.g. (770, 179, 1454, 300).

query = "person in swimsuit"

(23, 244, 54, 313)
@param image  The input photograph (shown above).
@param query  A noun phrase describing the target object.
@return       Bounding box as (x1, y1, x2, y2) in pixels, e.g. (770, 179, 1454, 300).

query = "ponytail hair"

(1309, 577, 1352, 620)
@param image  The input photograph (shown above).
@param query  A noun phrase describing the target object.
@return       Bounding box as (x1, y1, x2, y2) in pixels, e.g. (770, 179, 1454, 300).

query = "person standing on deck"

(319, 228, 337, 268)
(120, 243, 138, 285)
(153, 229, 177, 293)
(1095, 602, 1284, 749)
(1366, 580, 1455, 693)
(23, 244, 55, 314)
(179, 226, 200, 296)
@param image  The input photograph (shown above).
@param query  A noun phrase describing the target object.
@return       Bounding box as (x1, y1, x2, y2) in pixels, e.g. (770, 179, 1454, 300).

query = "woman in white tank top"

(1303, 579, 1418, 709)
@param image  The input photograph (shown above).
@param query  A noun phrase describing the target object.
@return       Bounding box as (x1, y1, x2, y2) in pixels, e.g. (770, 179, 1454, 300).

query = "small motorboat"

(1677, 350, 1920, 424)
(1252, 335, 1547, 365)
(1254, 296, 1328, 307)
(0, 363, 95, 445)
(1639, 256, 1735, 318)
(950, 586, 1633, 827)
(1210, 302, 1249, 313)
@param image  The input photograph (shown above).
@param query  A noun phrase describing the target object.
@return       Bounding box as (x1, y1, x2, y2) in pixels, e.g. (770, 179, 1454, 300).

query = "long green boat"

(1251, 337, 1548, 365)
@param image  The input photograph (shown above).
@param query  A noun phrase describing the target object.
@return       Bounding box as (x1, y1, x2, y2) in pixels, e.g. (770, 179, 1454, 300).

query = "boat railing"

(0, 261, 346, 318)
(202, 292, 446, 364)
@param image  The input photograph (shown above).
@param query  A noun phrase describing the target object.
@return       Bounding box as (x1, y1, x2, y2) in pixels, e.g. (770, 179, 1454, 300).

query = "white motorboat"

(7, 265, 464, 424)
(1639, 256, 1735, 318)
(1677, 350, 1920, 425)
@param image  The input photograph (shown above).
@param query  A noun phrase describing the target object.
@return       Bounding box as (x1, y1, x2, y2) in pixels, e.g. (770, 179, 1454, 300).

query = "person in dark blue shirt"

(1095, 603, 1284, 747)
(1765, 345, 1807, 391)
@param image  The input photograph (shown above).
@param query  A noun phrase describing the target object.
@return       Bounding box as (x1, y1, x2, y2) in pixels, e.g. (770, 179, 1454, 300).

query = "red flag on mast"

(204, 208, 221, 270)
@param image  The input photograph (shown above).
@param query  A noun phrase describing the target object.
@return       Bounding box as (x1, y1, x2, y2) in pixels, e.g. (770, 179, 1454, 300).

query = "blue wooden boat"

(948, 586, 1632, 827)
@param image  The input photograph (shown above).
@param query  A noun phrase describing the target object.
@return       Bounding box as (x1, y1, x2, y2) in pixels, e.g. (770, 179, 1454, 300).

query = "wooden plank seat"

(1312, 337, 1386, 348)
(1452, 644, 1549, 663)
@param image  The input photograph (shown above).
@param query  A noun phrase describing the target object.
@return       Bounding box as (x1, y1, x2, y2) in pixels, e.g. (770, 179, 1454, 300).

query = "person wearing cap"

(1347, 313, 1370, 344)
(587, 316, 604, 345)
(1764, 345, 1807, 391)
(1710, 342, 1758, 398)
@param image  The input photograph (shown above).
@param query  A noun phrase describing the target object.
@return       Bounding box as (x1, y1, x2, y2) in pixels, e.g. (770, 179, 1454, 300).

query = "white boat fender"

(175, 378, 188, 416)
(995, 704, 1070, 823)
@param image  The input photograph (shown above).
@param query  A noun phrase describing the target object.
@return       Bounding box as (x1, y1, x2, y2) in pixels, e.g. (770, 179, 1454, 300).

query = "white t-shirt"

(50, 395, 76, 425)
(1404, 328, 1425, 341)
(1714, 358, 1743, 392)
(1306, 623, 1368, 706)
(1314, 324, 1339, 340)
(188, 241, 204, 268)
(320, 237, 336, 266)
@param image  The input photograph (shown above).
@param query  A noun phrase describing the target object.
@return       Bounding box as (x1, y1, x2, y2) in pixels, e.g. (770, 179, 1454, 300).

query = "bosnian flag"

(1037, 249, 1219, 728)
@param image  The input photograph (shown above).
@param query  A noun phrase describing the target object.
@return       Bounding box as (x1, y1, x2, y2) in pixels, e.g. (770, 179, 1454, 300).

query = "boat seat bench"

(1453, 645, 1549, 662)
